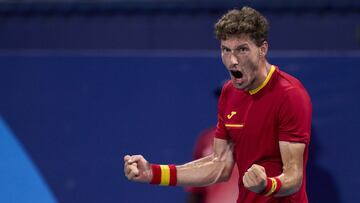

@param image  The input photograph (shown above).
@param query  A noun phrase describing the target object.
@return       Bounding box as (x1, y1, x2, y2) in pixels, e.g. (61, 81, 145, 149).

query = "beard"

(238, 57, 260, 90)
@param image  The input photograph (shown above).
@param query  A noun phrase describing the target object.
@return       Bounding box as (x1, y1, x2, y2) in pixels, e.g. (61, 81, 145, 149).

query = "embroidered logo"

(227, 111, 237, 119)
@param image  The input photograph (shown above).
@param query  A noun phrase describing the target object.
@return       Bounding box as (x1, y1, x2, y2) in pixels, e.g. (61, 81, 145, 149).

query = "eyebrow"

(221, 43, 249, 49)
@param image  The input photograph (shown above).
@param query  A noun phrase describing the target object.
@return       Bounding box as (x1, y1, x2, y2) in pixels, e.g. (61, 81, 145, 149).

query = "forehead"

(220, 35, 257, 48)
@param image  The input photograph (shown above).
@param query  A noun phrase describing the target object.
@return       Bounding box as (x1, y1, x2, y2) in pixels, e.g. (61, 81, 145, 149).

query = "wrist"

(150, 164, 177, 186)
(260, 177, 282, 196)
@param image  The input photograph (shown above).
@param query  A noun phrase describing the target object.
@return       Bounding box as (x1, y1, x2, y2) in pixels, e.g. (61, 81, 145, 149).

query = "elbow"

(216, 162, 234, 183)
(276, 172, 303, 197)
(292, 175, 303, 193)
(283, 173, 303, 195)
(211, 142, 235, 184)
(290, 169, 303, 194)
(218, 170, 232, 182)
(219, 173, 231, 182)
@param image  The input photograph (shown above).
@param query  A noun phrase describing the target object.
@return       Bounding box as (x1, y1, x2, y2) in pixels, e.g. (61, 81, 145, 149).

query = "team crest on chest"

(225, 111, 244, 128)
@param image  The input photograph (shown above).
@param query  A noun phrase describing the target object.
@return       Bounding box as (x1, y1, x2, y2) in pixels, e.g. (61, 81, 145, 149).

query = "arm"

(275, 141, 305, 196)
(124, 138, 235, 187)
(177, 138, 235, 186)
(242, 141, 305, 196)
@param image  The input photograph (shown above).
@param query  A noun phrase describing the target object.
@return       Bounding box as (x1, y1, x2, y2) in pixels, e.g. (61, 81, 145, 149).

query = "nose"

(230, 53, 238, 65)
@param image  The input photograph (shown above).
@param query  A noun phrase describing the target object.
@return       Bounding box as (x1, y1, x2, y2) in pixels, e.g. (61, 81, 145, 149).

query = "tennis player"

(124, 6, 311, 203)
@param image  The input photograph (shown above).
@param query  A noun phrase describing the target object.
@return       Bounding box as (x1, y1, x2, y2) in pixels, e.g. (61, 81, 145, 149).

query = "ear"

(259, 41, 268, 57)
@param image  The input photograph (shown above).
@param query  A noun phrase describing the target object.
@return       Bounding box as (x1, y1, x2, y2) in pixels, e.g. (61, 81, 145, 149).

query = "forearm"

(176, 153, 234, 187)
(274, 141, 305, 197)
(275, 169, 303, 196)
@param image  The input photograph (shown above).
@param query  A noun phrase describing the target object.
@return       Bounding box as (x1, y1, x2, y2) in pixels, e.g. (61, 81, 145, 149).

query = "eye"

(237, 47, 248, 52)
(222, 47, 231, 53)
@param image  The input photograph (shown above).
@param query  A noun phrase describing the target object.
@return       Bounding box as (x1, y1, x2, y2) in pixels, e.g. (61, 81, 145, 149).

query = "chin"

(233, 83, 244, 90)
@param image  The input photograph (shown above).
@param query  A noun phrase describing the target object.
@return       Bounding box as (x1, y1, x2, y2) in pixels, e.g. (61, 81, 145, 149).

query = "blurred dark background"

(0, 0, 359, 50)
(0, 1, 359, 203)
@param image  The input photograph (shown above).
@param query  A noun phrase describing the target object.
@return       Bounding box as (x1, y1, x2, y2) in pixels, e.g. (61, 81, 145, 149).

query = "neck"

(249, 61, 271, 91)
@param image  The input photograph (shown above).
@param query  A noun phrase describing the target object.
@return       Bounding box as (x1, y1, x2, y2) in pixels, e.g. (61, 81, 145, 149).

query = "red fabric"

(150, 164, 161, 185)
(273, 177, 282, 195)
(169, 164, 177, 186)
(260, 178, 273, 195)
(216, 66, 311, 203)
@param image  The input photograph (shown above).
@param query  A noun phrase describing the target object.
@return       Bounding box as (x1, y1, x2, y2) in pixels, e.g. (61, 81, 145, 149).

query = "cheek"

(242, 60, 257, 77)
(221, 57, 231, 67)
(237, 55, 251, 64)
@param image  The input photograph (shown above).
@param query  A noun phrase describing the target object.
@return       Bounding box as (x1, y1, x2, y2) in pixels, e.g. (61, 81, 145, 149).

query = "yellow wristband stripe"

(265, 178, 277, 196)
(160, 165, 170, 185)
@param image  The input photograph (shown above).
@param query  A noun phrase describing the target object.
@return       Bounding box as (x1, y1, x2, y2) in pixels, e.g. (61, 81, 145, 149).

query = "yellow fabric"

(249, 65, 276, 95)
(225, 124, 244, 128)
(160, 165, 170, 185)
(265, 178, 277, 196)
(227, 111, 237, 119)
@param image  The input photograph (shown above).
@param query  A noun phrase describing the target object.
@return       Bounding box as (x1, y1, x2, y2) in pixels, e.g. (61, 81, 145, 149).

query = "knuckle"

(129, 172, 135, 179)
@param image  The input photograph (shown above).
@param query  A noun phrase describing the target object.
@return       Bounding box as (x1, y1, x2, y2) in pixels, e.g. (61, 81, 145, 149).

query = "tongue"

(231, 71, 243, 78)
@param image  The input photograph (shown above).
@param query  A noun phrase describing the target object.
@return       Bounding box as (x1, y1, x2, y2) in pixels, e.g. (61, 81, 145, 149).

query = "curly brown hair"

(214, 7, 269, 47)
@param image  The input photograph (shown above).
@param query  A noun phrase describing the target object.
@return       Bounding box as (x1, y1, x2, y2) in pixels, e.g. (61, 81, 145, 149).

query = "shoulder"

(218, 80, 232, 101)
(221, 80, 233, 94)
(275, 68, 311, 102)
(273, 68, 312, 114)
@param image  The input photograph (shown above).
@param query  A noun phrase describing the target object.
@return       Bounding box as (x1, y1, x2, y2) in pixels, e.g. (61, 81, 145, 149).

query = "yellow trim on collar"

(249, 65, 276, 95)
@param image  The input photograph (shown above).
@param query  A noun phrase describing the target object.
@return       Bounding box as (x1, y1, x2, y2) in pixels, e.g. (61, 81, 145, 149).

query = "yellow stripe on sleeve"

(160, 165, 170, 185)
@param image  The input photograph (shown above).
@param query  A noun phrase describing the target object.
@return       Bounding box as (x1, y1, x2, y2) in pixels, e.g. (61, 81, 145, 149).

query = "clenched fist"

(242, 164, 267, 193)
(124, 155, 152, 182)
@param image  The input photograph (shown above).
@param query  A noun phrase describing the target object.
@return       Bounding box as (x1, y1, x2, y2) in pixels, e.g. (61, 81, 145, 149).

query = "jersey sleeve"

(278, 88, 312, 144)
(215, 84, 231, 140)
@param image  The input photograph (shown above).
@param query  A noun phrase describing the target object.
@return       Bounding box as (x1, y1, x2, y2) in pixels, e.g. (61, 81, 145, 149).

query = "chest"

(222, 93, 280, 143)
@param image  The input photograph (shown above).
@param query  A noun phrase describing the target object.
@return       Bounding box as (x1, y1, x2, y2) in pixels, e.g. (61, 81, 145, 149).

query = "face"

(221, 35, 266, 91)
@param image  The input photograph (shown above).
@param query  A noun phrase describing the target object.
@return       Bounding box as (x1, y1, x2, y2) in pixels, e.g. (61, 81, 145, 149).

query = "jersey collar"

(249, 65, 276, 95)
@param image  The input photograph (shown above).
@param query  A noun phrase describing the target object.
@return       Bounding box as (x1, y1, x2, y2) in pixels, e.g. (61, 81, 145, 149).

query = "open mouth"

(230, 70, 243, 79)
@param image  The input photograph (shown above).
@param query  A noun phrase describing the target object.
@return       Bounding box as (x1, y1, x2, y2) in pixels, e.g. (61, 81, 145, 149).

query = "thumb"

(124, 155, 131, 162)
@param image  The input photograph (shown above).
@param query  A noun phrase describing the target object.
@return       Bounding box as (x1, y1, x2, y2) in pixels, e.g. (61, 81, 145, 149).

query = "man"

(124, 6, 312, 203)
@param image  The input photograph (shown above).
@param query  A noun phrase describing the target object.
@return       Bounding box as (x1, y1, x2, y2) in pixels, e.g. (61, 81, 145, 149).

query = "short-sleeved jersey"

(215, 65, 312, 203)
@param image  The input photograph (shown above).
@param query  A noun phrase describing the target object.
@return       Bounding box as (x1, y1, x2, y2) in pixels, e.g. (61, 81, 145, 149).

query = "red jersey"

(216, 65, 312, 203)
(187, 126, 239, 203)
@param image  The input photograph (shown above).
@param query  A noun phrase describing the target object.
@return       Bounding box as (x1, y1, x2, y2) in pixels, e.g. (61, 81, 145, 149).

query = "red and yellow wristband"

(150, 164, 177, 186)
(261, 177, 282, 196)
